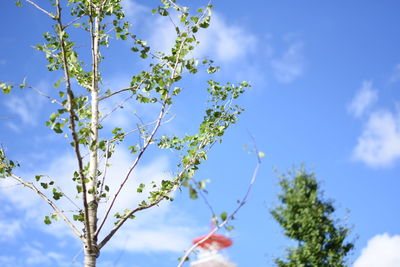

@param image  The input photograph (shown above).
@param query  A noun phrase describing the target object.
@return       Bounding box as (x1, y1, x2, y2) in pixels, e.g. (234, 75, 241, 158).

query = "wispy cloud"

(270, 41, 305, 83)
(0, 148, 201, 254)
(121, 0, 148, 19)
(352, 109, 400, 167)
(0, 243, 70, 267)
(0, 256, 18, 267)
(194, 14, 257, 62)
(22, 243, 67, 266)
(142, 8, 257, 63)
(2, 80, 48, 131)
(4, 95, 38, 126)
(100, 75, 162, 130)
(348, 81, 378, 118)
(0, 219, 21, 241)
(105, 209, 200, 253)
(354, 233, 400, 267)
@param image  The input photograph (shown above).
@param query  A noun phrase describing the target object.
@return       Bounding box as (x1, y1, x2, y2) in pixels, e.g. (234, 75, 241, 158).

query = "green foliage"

(271, 169, 354, 267)
(2, 0, 249, 262)
(0, 82, 13, 94)
(0, 148, 20, 178)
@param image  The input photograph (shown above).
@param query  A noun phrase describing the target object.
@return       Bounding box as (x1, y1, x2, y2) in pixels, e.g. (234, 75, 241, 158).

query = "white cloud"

(146, 11, 257, 63)
(195, 14, 257, 62)
(348, 81, 378, 118)
(97, 150, 202, 253)
(0, 219, 21, 241)
(121, 0, 148, 19)
(353, 109, 400, 167)
(354, 233, 400, 267)
(4, 94, 38, 126)
(0, 243, 69, 267)
(100, 72, 168, 132)
(270, 41, 305, 83)
(0, 256, 17, 267)
(389, 64, 400, 83)
(3, 80, 48, 130)
(22, 244, 65, 265)
(105, 215, 199, 253)
(0, 147, 201, 254)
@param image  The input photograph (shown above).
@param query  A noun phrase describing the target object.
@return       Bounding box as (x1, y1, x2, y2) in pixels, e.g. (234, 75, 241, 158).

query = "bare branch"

(97, 0, 216, 248)
(10, 173, 83, 241)
(98, 140, 111, 200)
(98, 136, 213, 249)
(63, 17, 83, 29)
(27, 85, 64, 107)
(99, 94, 134, 123)
(25, 0, 55, 19)
(95, 24, 190, 236)
(95, 103, 167, 238)
(98, 79, 144, 101)
(177, 143, 262, 266)
(55, 0, 92, 250)
(192, 178, 217, 218)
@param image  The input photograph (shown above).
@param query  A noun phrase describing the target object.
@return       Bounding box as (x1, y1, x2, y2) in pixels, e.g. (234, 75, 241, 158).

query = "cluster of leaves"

(0, 148, 19, 178)
(271, 169, 354, 267)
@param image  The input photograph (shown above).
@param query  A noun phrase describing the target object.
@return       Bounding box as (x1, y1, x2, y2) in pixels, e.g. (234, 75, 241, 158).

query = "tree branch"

(10, 173, 83, 241)
(98, 80, 144, 101)
(177, 142, 262, 267)
(27, 85, 64, 106)
(95, 102, 167, 238)
(95, 12, 193, 237)
(24, 0, 55, 19)
(55, 0, 92, 249)
(98, 136, 213, 249)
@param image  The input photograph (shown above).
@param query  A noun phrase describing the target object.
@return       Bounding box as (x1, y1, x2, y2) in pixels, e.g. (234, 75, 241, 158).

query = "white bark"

(84, 7, 101, 267)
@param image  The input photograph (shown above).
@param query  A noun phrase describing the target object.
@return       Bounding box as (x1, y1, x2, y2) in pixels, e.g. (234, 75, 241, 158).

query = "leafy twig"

(25, 0, 55, 19)
(10, 173, 83, 241)
(177, 140, 262, 267)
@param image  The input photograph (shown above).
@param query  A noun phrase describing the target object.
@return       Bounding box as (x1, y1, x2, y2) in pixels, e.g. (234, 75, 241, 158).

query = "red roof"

(193, 233, 233, 250)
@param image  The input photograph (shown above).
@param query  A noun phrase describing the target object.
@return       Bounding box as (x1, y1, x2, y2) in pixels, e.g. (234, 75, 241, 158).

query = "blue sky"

(1, 0, 400, 266)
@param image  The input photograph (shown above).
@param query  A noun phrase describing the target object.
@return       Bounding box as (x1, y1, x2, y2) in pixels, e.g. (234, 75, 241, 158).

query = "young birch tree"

(0, 0, 250, 266)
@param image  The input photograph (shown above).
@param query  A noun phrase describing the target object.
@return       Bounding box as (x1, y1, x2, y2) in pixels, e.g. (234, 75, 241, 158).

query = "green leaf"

(50, 213, 59, 220)
(54, 78, 63, 89)
(49, 113, 58, 122)
(0, 83, 13, 94)
(35, 175, 44, 181)
(189, 186, 198, 199)
(44, 216, 51, 225)
(220, 211, 228, 221)
(52, 188, 63, 200)
(225, 225, 235, 231)
(137, 183, 145, 193)
(76, 185, 82, 193)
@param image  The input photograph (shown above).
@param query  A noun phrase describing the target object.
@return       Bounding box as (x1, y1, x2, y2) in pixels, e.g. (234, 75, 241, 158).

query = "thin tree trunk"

(84, 7, 101, 267)
(84, 246, 97, 267)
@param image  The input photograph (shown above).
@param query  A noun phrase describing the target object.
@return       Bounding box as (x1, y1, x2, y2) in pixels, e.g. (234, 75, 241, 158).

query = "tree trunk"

(84, 245, 97, 267)
(85, 9, 101, 267)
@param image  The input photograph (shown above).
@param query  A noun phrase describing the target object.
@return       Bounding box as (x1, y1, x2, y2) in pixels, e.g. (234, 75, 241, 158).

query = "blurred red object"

(193, 233, 233, 250)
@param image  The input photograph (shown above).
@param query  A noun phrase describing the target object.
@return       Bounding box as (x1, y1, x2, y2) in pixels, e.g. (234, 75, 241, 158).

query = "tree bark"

(84, 246, 97, 267)
(84, 7, 101, 267)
